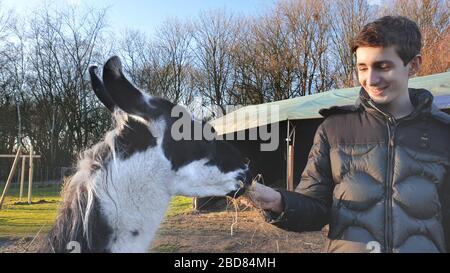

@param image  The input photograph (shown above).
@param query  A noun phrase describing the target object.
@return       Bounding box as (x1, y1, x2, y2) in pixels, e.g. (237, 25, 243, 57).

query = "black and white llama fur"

(40, 56, 252, 253)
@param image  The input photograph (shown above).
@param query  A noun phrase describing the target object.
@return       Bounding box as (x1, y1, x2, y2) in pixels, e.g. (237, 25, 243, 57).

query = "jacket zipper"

(386, 117, 396, 253)
(368, 101, 397, 253)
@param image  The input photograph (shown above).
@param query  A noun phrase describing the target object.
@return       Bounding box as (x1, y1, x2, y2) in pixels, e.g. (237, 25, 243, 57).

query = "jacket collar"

(319, 87, 450, 125)
(358, 87, 434, 121)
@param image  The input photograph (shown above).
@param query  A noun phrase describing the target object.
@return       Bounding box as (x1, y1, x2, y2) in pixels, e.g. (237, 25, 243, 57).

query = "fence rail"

(0, 154, 42, 158)
(0, 163, 73, 187)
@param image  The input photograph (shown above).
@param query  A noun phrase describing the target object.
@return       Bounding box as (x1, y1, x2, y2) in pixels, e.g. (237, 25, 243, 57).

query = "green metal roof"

(211, 71, 450, 135)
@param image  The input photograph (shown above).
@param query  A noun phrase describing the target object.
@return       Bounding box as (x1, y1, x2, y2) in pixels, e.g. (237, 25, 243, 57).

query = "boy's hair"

(352, 16, 422, 66)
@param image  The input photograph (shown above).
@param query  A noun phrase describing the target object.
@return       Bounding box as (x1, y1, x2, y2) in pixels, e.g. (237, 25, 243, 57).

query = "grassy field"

(0, 185, 327, 253)
(0, 185, 62, 237)
(0, 184, 193, 238)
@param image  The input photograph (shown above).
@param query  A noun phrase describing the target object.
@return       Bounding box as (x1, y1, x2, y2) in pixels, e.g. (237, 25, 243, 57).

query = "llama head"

(89, 56, 252, 198)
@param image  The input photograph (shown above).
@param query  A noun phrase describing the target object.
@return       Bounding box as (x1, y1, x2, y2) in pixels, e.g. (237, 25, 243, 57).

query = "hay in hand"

(230, 174, 265, 236)
(244, 174, 265, 209)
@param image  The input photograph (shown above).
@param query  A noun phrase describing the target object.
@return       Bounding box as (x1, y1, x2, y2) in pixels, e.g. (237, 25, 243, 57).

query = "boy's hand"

(248, 182, 283, 213)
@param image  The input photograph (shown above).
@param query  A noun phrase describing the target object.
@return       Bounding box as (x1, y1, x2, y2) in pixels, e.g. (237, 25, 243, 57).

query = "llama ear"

(89, 66, 116, 112)
(102, 56, 152, 117)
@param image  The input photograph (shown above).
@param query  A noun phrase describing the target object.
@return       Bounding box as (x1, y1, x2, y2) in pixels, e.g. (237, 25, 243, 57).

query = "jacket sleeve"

(441, 169, 450, 252)
(264, 122, 334, 232)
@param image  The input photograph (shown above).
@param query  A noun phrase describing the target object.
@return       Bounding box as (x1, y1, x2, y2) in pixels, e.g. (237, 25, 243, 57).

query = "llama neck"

(96, 149, 174, 252)
(99, 192, 172, 253)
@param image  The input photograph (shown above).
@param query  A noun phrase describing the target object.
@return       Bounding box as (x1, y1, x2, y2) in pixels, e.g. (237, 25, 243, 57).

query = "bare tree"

(228, 16, 268, 105)
(1, 27, 26, 148)
(230, 0, 337, 105)
(154, 19, 194, 105)
(0, 1, 14, 43)
(192, 9, 240, 115)
(253, 7, 296, 100)
(328, 0, 373, 88)
(0, 1, 18, 153)
(22, 3, 108, 167)
(420, 26, 450, 74)
(120, 20, 195, 107)
(281, 0, 334, 95)
(120, 29, 154, 93)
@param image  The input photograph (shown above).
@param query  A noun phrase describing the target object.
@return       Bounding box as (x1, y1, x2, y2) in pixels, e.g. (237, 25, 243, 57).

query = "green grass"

(0, 184, 193, 238)
(0, 185, 62, 237)
(1, 184, 63, 198)
(165, 196, 194, 217)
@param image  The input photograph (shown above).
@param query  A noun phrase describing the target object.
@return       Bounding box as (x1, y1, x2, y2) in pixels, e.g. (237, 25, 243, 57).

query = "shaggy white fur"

(44, 56, 249, 253)
(82, 115, 245, 252)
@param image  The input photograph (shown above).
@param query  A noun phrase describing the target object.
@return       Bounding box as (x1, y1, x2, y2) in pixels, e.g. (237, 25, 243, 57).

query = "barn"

(211, 71, 450, 192)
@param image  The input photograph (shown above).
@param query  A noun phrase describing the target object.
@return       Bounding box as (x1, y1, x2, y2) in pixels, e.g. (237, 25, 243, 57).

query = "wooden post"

(27, 146, 34, 205)
(0, 148, 22, 209)
(19, 157, 26, 200)
(285, 120, 295, 191)
(287, 145, 294, 191)
(286, 121, 295, 191)
(286, 120, 290, 190)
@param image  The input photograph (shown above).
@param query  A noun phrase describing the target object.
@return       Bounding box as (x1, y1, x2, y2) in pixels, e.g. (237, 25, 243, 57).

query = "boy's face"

(356, 46, 414, 105)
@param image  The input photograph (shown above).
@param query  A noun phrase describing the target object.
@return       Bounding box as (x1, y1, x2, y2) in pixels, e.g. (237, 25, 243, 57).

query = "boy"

(250, 16, 450, 253)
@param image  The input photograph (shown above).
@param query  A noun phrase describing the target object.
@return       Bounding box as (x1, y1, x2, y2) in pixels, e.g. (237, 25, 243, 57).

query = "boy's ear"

(408, 54, 422, 76)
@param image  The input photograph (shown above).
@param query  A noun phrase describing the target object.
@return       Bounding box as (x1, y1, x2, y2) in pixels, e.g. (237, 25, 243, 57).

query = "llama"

(39, 56, 252, 253)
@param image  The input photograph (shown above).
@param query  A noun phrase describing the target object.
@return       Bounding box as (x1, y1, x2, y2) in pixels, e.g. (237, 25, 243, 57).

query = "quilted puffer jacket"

(267, 88, 450, 253)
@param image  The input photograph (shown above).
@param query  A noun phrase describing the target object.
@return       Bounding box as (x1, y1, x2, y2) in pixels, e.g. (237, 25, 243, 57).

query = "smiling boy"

(249, 16, 450, 253)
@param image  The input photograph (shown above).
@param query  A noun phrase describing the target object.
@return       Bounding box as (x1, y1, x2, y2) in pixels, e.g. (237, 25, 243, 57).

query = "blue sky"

(2, 0, 276, 36)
